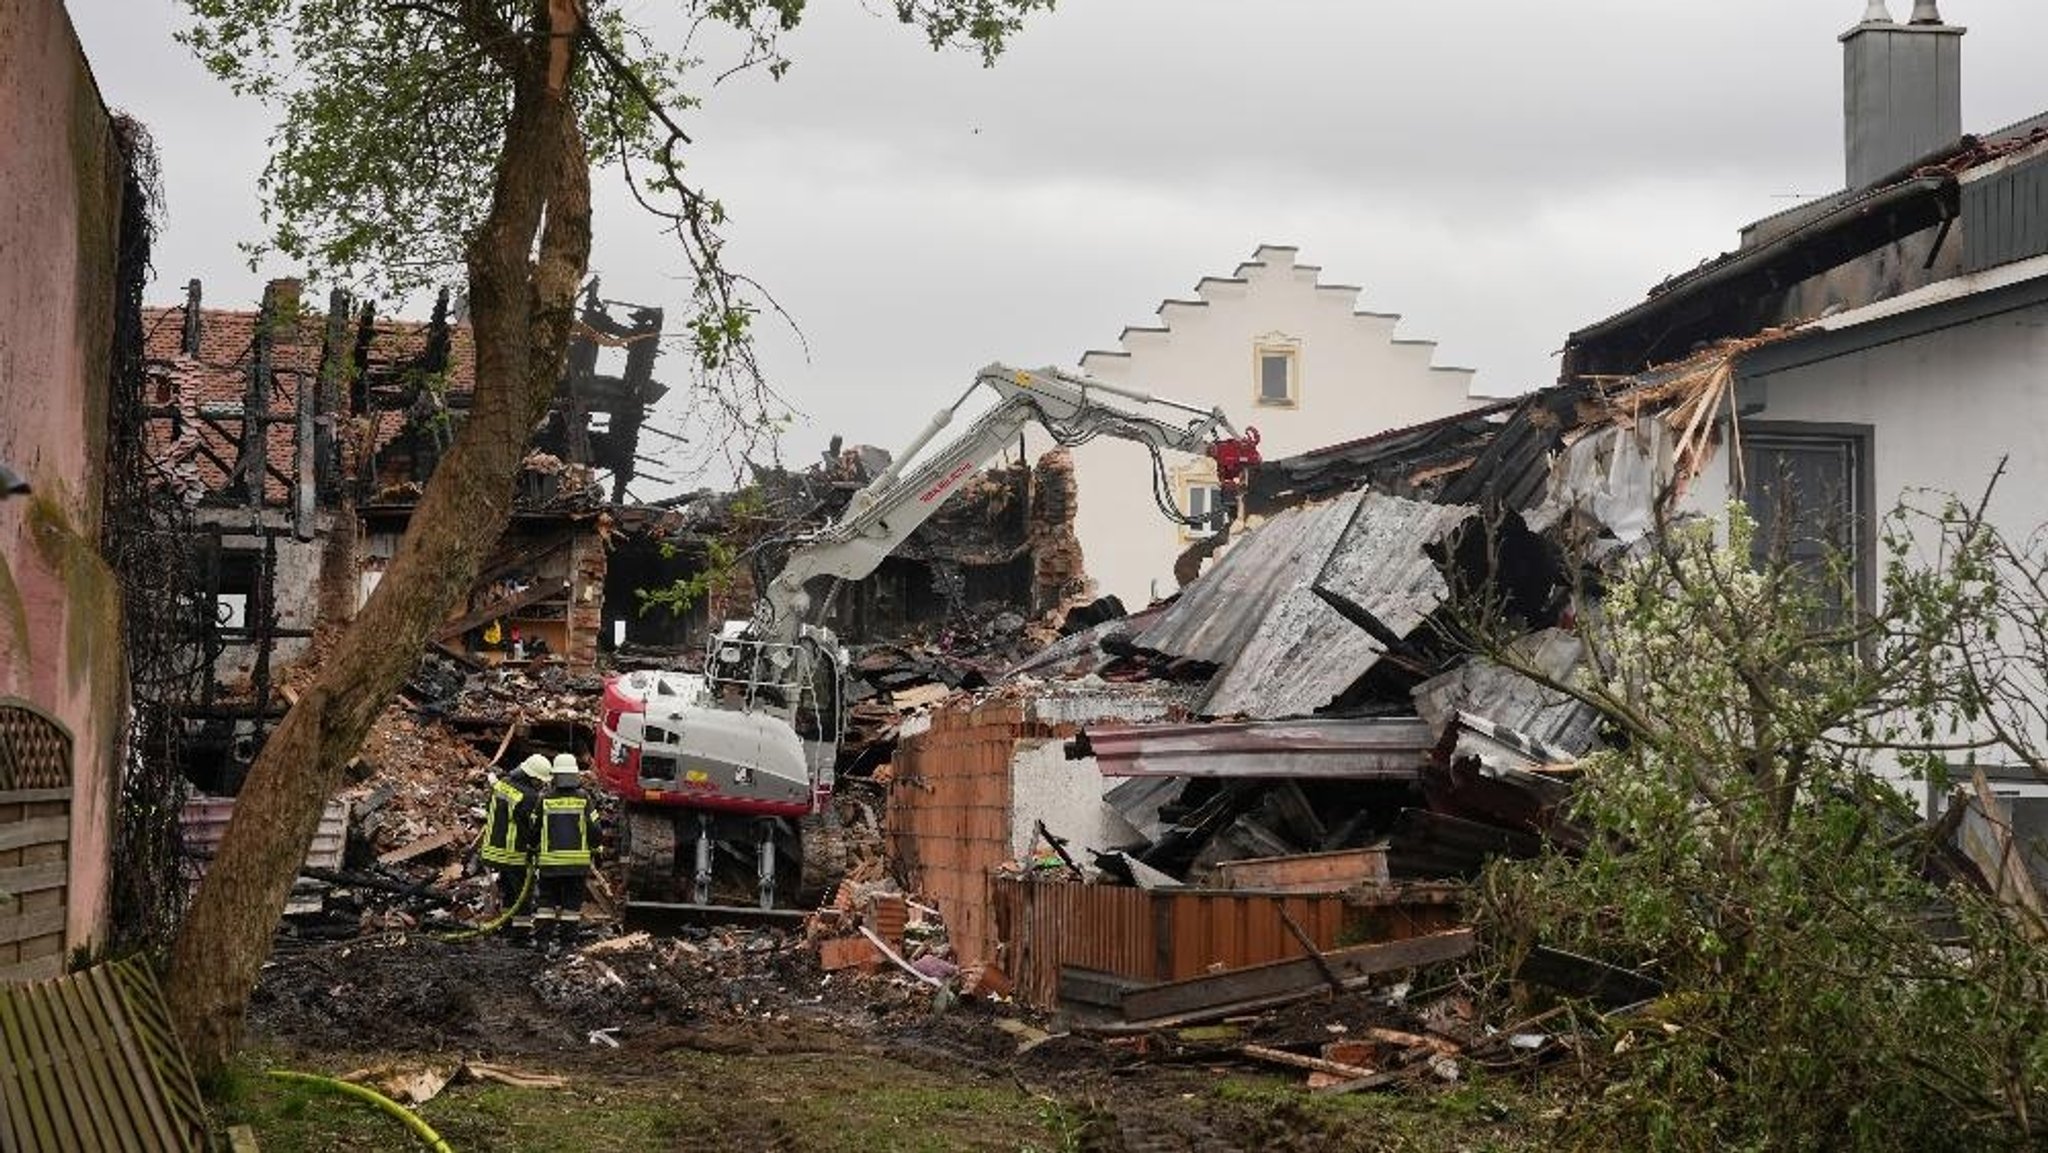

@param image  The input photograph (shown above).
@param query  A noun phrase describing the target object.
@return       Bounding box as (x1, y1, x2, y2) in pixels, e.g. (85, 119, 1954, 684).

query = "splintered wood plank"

(1121, 930, 1474, 1024)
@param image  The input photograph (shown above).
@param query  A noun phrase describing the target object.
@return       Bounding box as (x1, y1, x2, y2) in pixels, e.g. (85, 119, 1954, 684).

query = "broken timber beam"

(432, 578, 569, 642)
(1274, 900, 1347, 995)
(1120, 929, 1474, 1026)
(1240, 1044, 1376, 1081)
(377, 830, 459, 867)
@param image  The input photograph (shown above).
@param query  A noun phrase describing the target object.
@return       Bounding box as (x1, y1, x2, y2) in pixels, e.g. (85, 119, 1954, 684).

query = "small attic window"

(1255, 343, 1298, 406)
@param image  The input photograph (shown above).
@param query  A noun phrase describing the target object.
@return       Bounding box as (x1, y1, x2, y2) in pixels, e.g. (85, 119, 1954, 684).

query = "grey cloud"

(63, 0, 2048, 479)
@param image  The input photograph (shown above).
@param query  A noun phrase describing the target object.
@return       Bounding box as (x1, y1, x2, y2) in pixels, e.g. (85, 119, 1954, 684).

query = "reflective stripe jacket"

(537, 791, 598, 875)
(481, 775, 540, 866)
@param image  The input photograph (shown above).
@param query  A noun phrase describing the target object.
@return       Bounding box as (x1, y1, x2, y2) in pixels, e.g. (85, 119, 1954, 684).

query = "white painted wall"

(1056, 245, 1483, 606)
(1681, 298, 2048, 567)
(1008, 740, 1145, 861)
(1671, 295, 2048, 803)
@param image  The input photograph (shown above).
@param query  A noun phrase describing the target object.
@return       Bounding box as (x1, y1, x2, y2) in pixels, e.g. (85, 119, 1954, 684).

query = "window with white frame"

(1255, 340, 1299, 406)
(1182, 481, 1223, 539)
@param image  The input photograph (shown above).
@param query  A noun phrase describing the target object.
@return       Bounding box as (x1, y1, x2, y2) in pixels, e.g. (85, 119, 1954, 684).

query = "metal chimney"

(1841, 5, 1963, 187)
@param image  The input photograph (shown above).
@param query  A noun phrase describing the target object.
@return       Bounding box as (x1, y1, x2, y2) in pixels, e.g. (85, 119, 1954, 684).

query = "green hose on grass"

(268, 1070, 455, 1153)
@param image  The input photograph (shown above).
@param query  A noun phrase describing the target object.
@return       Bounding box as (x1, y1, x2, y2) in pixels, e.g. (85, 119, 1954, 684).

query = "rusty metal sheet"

(0, 959, 207, 1151)
(993, 877, 1350, 1009)
(994, 878, 1473, 1011)
(1081, 717, 1434, 779)
(1138, 491, 1473, 720)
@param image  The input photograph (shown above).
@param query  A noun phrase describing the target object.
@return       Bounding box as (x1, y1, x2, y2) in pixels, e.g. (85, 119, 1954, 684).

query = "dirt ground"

(235, 929, 1554, 1152)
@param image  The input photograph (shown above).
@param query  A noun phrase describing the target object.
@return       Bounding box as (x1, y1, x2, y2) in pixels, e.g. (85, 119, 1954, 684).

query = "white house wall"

(1683, 299, 2048, 563)
(1672, 297, 2048, 801)
(1054, 245, 1483, 607)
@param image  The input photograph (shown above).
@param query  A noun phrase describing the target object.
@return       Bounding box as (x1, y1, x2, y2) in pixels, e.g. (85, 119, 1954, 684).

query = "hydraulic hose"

(267, 1070, 455, 1153)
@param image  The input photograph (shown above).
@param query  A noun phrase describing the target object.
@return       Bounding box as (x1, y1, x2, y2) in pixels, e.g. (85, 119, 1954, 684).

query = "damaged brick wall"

(1028, 448, 1087, 615)
(888, 701, 1046, 971)
(569, 533, 606, 668)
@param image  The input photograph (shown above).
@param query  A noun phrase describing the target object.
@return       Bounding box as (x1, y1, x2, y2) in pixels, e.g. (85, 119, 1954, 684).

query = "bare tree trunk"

(163, 17, 592, 1082)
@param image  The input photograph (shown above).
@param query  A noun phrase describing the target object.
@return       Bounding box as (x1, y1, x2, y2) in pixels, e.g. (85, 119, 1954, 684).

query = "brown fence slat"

(49, 974, 134, 1152)
(46, 978, 124, 1151)
(69, 974, 161, 1153)
(75, 970, 170, 1153)
(0, 955, 62, 986)
(108, 962, 205, 1147)
(0, 861, 68, 898)
(0, 819, 68, 855)
(0, 791, 70, 808)
(17, 984, 93, 1151)
(84, 967, 184, 1151)
(0, 966, 202, 1153)
(0, 986, 60, 1153)
(0, 909, 66, 949)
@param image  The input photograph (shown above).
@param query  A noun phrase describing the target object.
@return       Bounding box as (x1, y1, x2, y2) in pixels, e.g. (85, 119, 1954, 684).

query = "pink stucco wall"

(0, 0, 128, 952)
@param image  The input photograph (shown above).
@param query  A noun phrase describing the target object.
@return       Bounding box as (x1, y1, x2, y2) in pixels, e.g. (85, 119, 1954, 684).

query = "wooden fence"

(0, 701, 72, 984)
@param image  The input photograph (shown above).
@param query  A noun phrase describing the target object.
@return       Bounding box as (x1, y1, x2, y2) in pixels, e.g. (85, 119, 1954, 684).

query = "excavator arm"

(756, 362, 1260, 636)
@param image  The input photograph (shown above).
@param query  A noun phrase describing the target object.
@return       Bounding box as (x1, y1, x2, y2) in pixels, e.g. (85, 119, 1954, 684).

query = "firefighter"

(533, 752, 600, 947)
(481, 753, 548, 933)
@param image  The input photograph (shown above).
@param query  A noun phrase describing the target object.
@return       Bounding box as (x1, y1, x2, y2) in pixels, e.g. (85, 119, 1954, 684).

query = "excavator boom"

(596, 362, 1259, 915)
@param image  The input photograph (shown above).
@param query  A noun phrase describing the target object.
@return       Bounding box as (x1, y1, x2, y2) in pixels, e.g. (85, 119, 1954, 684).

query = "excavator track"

(797, 807, 849, 907)
(622, 807, 682, 904)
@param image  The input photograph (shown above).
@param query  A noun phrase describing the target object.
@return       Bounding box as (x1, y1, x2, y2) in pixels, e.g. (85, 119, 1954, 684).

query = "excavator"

(592, 363, 1261, 917)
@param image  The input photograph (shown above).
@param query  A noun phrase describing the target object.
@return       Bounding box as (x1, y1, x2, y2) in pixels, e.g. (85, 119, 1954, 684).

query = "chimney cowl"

(1841, 1, 1964, 189)
(1861, 1, 1893, 24)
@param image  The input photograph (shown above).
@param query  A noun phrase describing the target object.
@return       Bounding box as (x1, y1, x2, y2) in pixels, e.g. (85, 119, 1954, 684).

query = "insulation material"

(1527, 420, 1666, 545)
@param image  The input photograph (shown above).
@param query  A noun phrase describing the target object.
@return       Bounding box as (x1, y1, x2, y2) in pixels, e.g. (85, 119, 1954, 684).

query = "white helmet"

(515, 754, 551, 783)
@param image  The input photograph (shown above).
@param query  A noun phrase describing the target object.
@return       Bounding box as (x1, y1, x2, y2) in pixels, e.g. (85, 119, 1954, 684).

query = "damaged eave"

(1564, 173, 1958, 379)
(1076, 716, 1438, 779)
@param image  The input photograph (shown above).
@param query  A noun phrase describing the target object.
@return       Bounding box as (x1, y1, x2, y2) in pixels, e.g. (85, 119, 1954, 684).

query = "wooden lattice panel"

(0, 702, 71, 791)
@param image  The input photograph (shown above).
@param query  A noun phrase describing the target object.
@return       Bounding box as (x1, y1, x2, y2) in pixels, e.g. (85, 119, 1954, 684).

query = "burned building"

(140, 278, 669, 787)
(141, 277, 1089, 787)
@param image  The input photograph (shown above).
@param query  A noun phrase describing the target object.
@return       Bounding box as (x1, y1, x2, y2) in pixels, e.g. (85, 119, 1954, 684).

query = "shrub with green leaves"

(1473, 505, 2047, 1152)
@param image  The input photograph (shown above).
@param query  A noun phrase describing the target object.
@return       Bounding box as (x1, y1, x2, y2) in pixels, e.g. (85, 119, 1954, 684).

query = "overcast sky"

(66, 1, 2048, 488)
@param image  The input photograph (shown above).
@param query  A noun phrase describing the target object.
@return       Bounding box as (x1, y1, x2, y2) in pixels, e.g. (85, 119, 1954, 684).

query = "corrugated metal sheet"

(1083, 717, 1435, 779)
(1411, 628, 1602, 755)
(180, 795, 350, 888)
(1138, 491, 1473, 720)
(993, 878, 1347, 1009)
(0, 959, 209, 1152)
(1141, 489, 1368, 668)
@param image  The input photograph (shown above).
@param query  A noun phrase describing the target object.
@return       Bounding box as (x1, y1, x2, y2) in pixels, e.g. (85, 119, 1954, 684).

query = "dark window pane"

(1740, 432, 1862, 617)
(1260, 353, 1292, 401)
